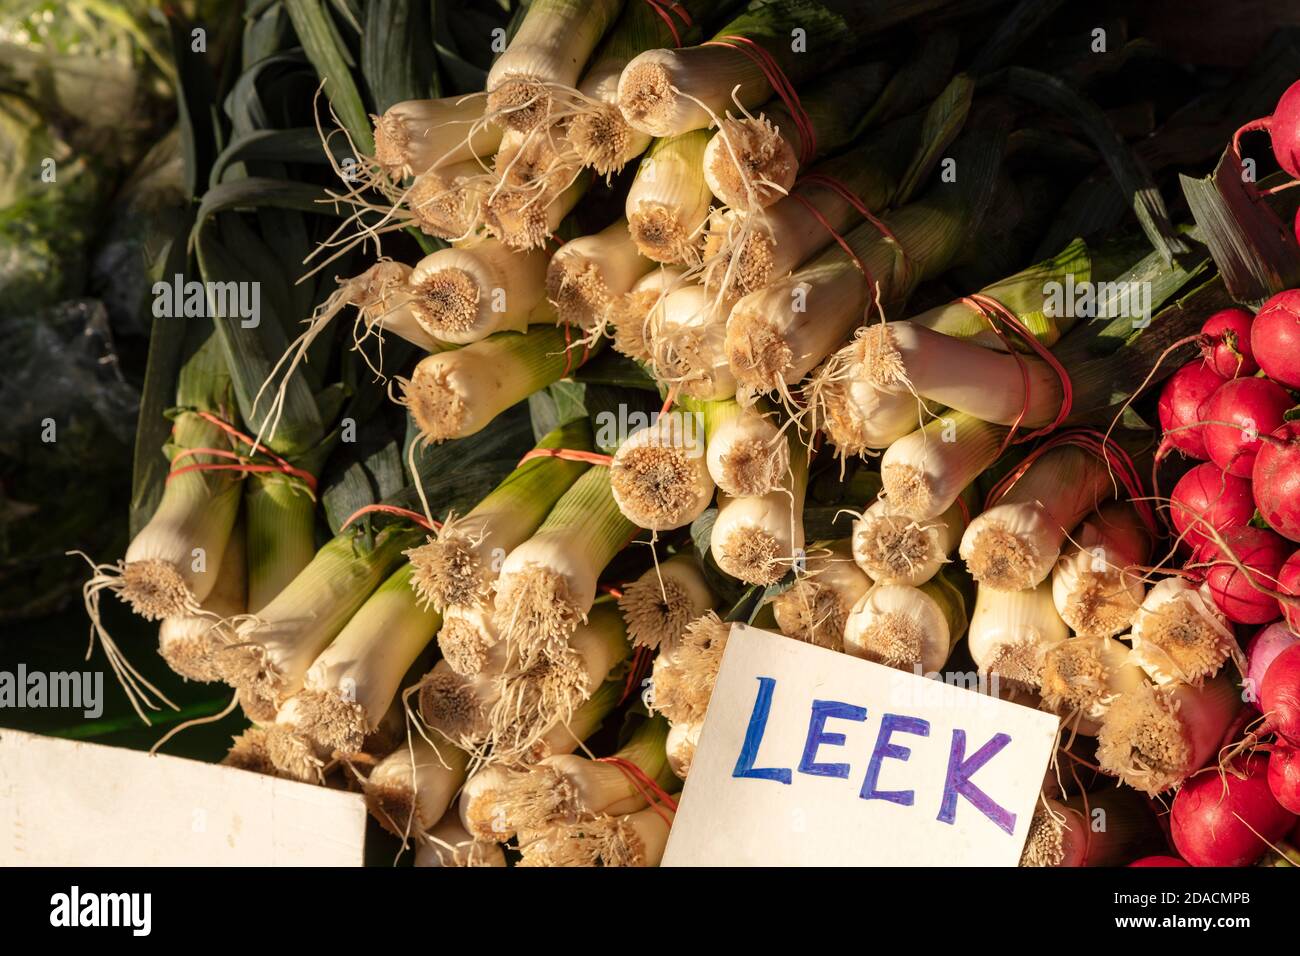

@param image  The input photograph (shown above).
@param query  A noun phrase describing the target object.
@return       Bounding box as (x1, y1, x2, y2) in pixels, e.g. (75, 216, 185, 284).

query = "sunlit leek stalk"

(1020, 788, 1159, 867)
(485, 0, 624, 133)
(966, 580, 1068, 693)
(157, 518, 246, 683)
(711, 431, 807, 585)
(625, 131, 714, 265)
(403, 325, 594, 443)
(520, 803, 675, 866)
(498, 716, 676, 832)
(808, 355, 927, 455)
(266, 564, 442, 778)
(699, 397, 788, 497)
(851, 487, 973, 587)
(772, 540, 872, 651)
(566, 0, 711, 175)
(406, 419, 594, 613)
(616, 0, 863, 137)
(666, 719, 702, 777)
(363, 735, 470, 838)
(487, 603, 632, 763)
(959, 445, 1116, 592)
(1127, 577, 1235, 688)
(649, 283, 737, 399)
(547, 218, 656, 331)
(372, 96, 502, 180)
(222, 726, 278, 775)
(414, 813, 507, 867)
(702, 62, 890, 209)
(415, 658, 500, 750)
(436, 605, 506, 676)
(609, 408, 714, 530)
(459, 764, 516, 842)
(880, 411, 1008, 521)
(1037, 635, 1146, 737)
(218, 521, 422, 720)
(1095, 673, 1241, 796)
(1051, 501, 1151, 638)
(650, 610, 730, 726)
(483, 170, 587, 250)
(842, 574, 967, 674)
(407, 161, 491, 242)
(611, 266, 682, 361)
(492, 466, 636, 668)
(406, 239, 548, 343)
(618, 553, 716, 651)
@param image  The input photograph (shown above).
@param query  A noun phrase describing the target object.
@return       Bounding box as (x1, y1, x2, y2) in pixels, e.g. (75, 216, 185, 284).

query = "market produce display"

(9, 0, 1300, 870)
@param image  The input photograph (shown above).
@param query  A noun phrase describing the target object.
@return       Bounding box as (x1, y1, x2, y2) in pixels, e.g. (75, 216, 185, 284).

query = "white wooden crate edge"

(0, 728, 367, 866)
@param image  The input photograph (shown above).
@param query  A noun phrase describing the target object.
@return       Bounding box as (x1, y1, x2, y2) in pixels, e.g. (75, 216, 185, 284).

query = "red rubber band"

(595, 753, 680, 816)
(788, 190, 876, 292)
(619, 643, 653, 705)
(168, 411, 317, 493)
(798, 173, 913, 289)
(517, 447, 613, 467)
(704, 35, 816, 167)
(340, 504, 440, 532)
(643, 0, 693, 47)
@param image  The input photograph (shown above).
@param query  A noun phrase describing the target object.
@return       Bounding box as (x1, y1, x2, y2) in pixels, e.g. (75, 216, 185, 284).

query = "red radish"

(1279, 551, 1300, 632)
(1252, 421, 1300, 542)
(1169, 463, 1254, 551)
(1261, 642, 1300, 746)
(1198, 526, 1289, 624)
(1127, 855, 1188, 867)
(1247, 621, 1300, 700)
(1200, 376, 1293, 477)
(1171, 755, 1294, 866)
(1200, 308, 1258, 378)
(1234, 78, 1300, 179)
(1157, 362, 1227, 460)
(1251, 289, 1300, 389)
(1269, 739, 1300, 813)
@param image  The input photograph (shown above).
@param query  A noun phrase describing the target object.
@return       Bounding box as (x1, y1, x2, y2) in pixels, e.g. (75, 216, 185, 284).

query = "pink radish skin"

(1251, 289, 1300, 389)
(1261, 643, 1300, 746)
(1157, 362, 1227, 460)
(1199, 376, 1293, 478)
(1269, 740, 1300, 813)
(1169, 463, 1255, 552)
(1247, 622, 1300, 700)
(1279, 551, 1300, 632)
(1171, 755, 1294, 866)
(1252, 421, 1300, 542)
(1127, 856, 1188, 867)
(1200, 308, 1258, 378)
(1236, 79, 1300, 179)
(1197, 526, 1289, 624)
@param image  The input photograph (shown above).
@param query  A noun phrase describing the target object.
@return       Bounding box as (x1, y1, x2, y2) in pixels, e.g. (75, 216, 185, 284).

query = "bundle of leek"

(850, 487, 973, 587)
(625, 130, 715, 265)
(710, 431, 807, 585)
(547, 218, 656, 332)
(372, 96, 501, 182)
(617, 553, 716, 651)
(519, 803, 676, 866)
(1126, 578, 1236, 687)
(702, 397, 790, 498)
(1036, 635, 1145, 737)
(1050, 502, 1151, 638)
(771, 540, 872, 650)
(610, 266, 683, 361)
(965, 580, 1068, 694)
(405, 240, 548, 344)
(842, 573, 967, 674)
(363, 735, 470, 839)
(650, 610, 730, 727)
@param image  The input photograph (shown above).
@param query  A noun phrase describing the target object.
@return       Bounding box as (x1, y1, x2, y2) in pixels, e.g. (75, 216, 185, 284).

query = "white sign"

(0, 730, 366, 866)
(662, 625, 1059, 866)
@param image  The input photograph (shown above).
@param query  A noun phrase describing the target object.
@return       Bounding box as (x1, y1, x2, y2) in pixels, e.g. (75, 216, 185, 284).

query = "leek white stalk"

(437, 605, 505, 676)
(609, 410, 714, 530)
(484, 0, 623, 133)
(265, 563, 441, 777)
(961, 446, 1116, 593)
(618, 553, 716, 651)
(880, 412, 1008, 521)
(483, 173, 587, 251)
(406, 240, 547, 343)
(1127, 577, 1236, 687)
(666, 719, 702, 778)
(546, 219, 656, 331)
(1096, 673, 1242, 795)
(966, 580, 1069, 693)
(1051, 502, 1151, 638)
(218, 524, 420, 719)
(403, 326, 584, 443)
(372, 97, 501, 180)
(842, 576, 966, 674)
(625, 131, 714, 265)
(808, 352, 927, 456)
(519, 804, 675, 866)
(1037, 636, 1147, 737)
(406, 420, 594, 612)
(650, 283, 737, 400)
(710, 439, 807, 585)
(222, 727, 278, 776)
(492, 465, 637, 667)
(406, 160, 490, 242)
(650, 611, 730, 725)
(529, 678, 622, 762)
(851, 491, 970, 587)
(860, 320, 1065, 427)
(363, 735, 470, 838)
(772, 540, 872, 651)
(415, 814, 507, 867)
(416, 658, 500, 750)
(459, 764, 516, 842)
(618, 43, 770, 136)
(703, 398, 789, 498)
(158, 521, 246, 683)
(1020, 789, 1158, 867)
(610, 266, 682, 361)
(498, 716, 675, 831)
